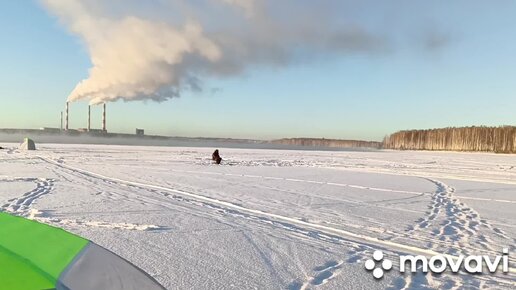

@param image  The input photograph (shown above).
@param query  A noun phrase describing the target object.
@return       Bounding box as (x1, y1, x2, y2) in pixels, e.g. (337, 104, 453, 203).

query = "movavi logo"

(365, 248, 510, 279)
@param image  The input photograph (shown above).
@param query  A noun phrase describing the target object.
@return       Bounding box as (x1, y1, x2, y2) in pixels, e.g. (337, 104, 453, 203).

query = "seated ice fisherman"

(212, 149, 222, 165)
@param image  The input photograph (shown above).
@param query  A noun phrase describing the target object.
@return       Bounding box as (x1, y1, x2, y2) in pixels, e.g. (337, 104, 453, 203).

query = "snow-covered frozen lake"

(1, 144, 515, 289)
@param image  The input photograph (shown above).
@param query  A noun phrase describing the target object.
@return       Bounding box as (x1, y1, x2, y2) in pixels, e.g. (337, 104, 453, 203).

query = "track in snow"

(3, 149, 514, 289)
(1, 177, 54, 215)
(37, 156, 516, 279)
(0, 173, 163, 232)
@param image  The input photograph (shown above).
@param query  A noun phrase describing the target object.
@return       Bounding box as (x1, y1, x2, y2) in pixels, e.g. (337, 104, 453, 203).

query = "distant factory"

(61, 102, 107, 133)
(37, 102, 147, 138)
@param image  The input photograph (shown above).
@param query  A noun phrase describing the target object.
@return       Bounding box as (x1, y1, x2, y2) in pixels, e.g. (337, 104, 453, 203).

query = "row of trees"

(272, 138, 382, 149)
(383, 126, 516, 153)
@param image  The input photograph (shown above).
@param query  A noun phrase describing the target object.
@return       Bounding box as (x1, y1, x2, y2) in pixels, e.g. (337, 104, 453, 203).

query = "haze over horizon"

(1, 0, 515, 141)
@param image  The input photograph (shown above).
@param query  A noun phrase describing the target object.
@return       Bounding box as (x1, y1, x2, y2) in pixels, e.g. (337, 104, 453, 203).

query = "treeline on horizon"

(271, 138, 382, 149)
(383, 126, 516, 153)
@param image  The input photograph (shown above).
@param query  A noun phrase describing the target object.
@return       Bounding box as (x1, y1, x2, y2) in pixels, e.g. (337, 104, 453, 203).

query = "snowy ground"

(0, 144, 515, 289)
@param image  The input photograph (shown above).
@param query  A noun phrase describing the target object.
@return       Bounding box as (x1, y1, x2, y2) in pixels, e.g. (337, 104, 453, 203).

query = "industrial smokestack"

(60, 111, 63, 131)
(65, 102, 69, 131)
(87, 105, 91, 132)
(102, 103, 106, 132)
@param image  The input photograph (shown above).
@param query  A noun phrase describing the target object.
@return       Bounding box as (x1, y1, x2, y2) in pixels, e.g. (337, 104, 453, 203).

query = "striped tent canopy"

(0, 212, 165, 290)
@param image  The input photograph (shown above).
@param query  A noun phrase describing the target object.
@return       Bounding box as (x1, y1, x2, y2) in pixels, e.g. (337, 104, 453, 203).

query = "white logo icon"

(364, 248, 509, 280)
(365, 250, 393, 279)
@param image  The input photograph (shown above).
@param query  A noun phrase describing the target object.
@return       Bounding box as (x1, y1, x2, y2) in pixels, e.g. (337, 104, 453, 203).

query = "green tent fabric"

(0, 212, 165, 290)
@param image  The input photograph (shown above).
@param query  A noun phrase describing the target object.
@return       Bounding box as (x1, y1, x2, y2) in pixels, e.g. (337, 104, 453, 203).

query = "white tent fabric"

(19, 138, 36, 150)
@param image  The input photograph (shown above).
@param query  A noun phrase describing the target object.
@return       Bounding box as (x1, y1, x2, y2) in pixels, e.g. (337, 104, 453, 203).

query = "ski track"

(1, 150, 514, 289)
(122, 162, 516, 262)
(168, 168, 425, 196)
(33, 155, 516, 290)
(38, 158, 388, 289)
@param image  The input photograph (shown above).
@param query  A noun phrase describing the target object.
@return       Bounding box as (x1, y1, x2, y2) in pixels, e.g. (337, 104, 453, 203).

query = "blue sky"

(0, 1, 515, 141)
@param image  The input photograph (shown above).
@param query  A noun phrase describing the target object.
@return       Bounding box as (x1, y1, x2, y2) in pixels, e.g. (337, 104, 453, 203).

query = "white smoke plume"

(42, 0, 382, 105)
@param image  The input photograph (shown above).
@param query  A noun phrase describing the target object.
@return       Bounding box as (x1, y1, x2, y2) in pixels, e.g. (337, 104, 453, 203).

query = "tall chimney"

(60, 111, 63, 131)
(87, 105, 91, 132)
(65, 102, 69, 131)
(102, 103, 106, 132)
